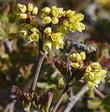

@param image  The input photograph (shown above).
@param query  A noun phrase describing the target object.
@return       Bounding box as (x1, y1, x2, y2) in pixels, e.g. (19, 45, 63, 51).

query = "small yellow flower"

(42, 7, 51, 14)
(76, 22, 85, 32)
(19, 13, 27, 19)
(31, 27, 38, 33)
(17, 4, 27, 13)
(51, 33, 62, 42)
(52, 40, 64, 49)
(70, 52, 85, 62)
(29, 33, 39, 42)
(91, 62, 101, 69)
(51, 17, 59, 24)
(70, 53, 77, 62)
(71, 63, 80, 69)
(51, 6, 63, 17)
(76, 53, 82, 62)
(62, 19, 69, 27)
(80, 52, 86, 60)
(44, 27, 52, 35)
(42, 16, 51, 24)
(74, 13, 84, 21)
(66, 10, 75, 17)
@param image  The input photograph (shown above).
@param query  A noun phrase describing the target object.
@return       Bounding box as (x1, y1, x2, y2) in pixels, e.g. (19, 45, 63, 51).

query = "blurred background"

(0, 0, 110, 112)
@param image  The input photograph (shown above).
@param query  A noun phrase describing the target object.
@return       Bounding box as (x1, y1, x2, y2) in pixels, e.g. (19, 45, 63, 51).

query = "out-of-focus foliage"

(0, 0, 110, 112)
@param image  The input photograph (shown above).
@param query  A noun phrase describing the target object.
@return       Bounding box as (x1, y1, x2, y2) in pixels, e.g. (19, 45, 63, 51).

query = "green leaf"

(37, 82, 56, 89)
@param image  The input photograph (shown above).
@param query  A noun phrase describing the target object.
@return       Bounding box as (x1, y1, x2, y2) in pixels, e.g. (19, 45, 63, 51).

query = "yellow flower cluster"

(17, 3, 38, 19)
(70, 51, 86, 68)
(70, 51, 107, 90)
(41, 6, 64, 24)
(84, 62, 107, 90)
(41, 6, 85, 33)
(58, 10, 85, 33)
(17, 4, 85, 50)
(43, 28, 64, 50)
(20, 24, 41, 42)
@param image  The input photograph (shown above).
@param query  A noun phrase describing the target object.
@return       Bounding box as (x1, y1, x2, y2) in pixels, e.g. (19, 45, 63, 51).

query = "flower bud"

(66, 10, 75, 17)
(88, 72, 95, 80)
(80, 51, 86, 60)
(44, 27, 52, 34)
(42, 16, 51, 24)
(91, 62, 101, 69)
(74, 13, 84, 21)
(86, 66, 92, 73)
(17, 3, 22, 9)
(29, 33, 39, 42)
(32, 7, 38, 15)
(76, 22, 85, 32)
(51, 17, 59, 24)
(71, 62, 80, 69)
(76, 53, 82, 62)
(53, 41, 64, 49)
(62, 19, 69, 27)
(31, 27, 39, 33)
(51, 6, 59, 17)
(87, 81, 94, 89)
(100, 69, 107, 77)
(17, 4, 27, 13)
(28, 3, 34, 12)
(42, 7, 51, 14)
(70, 53, 77, 62)
(51, 33, 61, 41)
(19, 13, 27, 19)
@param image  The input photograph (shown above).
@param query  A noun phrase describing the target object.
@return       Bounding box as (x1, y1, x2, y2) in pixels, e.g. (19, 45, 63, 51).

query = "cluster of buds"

(17, 3, 38, 19)
(41, 6, 85, 33)
(70, 51, 107, 90)
(17, 3, 85, 50)
(58, 10, 85, 33)
(84, 62, 107, 90)
(41, 6, 64, 24)
(41, 6, 85, 51)
(70, 51, 86, 69)
(20, 24, 41, 42)
(43, 28, 64, 50)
